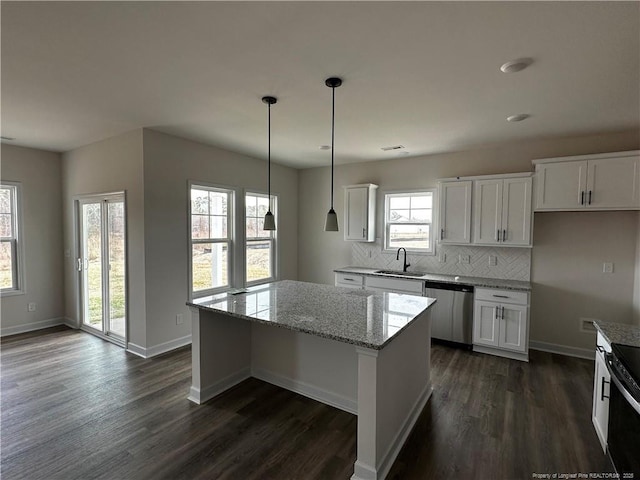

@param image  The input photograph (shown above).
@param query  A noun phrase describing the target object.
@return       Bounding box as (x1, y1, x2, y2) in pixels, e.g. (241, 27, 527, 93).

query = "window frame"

(188, 182, 235, 299)
(0, 182, 25, 296)
(383, 189, 436, 255)
(244, 191, 277, 287)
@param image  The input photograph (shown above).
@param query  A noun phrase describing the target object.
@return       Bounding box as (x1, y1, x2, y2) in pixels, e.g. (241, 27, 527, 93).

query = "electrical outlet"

(459, 254, 470, 264)
(28, 302, 36, 312)
(489, 255, 497, 266)
(439, 252, 446, 263)
(176, 314, 184, 325)
(603, 262, 614, 274)
(579, 318, 598, 333)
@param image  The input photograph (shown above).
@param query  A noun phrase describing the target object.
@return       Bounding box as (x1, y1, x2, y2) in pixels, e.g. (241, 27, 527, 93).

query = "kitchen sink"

(374, 270, 427, 277)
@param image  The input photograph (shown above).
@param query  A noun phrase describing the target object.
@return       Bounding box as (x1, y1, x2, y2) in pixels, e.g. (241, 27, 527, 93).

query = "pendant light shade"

(262, 96, 277, 231)
(324, 77, 342, 232)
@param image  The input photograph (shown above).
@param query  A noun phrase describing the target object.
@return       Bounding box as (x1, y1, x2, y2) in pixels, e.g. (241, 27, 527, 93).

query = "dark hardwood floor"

(1, 326, 612, 479)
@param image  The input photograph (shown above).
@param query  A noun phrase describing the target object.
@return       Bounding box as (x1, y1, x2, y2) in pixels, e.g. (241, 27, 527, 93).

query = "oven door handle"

(605, 358, 640, 415)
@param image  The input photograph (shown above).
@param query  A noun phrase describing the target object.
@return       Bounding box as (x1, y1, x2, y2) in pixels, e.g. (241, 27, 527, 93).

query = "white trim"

(0, 181, 26, 296)
(529, 340, 595, 360)
(532, 150, 639, 166)
(188, 367, 251, 404)
(0, 317, 74, 337)
(252, 367, 358, 415)
(125, 335, 192, 359)
(374, 382, 433, 480)
(473, 344, 529, 362)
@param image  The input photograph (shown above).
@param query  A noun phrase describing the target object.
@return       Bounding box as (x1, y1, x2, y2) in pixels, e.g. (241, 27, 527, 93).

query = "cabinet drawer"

(364, 276, 423, 294)
(475, 288, 528, 305)
(335, 273, 364, 286)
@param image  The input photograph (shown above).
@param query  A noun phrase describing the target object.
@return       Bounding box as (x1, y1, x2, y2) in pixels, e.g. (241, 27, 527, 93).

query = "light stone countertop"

(334, 266, 532, 292)
(188, 280, 436, 350)
(593, 320, 640, 348)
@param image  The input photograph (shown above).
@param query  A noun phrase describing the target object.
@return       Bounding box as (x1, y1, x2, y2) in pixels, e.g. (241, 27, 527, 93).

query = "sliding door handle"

(77, 258, 83, 272)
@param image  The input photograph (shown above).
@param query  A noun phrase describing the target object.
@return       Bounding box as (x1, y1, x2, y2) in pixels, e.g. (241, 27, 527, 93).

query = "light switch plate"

(603, 262, 614, 274)
(439, 253, 446, 263)
(28, 303, 36, 312)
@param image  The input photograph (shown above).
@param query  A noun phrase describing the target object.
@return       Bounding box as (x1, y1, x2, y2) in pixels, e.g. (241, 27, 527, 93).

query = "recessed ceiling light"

(381, 145, 404, 151)
(319, 145, 331, 150)
(500, 58, 533, 73)
(507, 114, 530, 122)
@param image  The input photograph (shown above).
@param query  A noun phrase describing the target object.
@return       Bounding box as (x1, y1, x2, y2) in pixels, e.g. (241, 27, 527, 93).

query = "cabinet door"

(473, 179, 502, 245)
(535, 161, 588, 210)
(587, 156, 640, 209)
(501, 177, 532, 246)
(439, 181, 472, 244)
(344, 187, 368, 241)
(592, 350, 610, 452)
(498, 304, 528, 352)
(473, 300, 500, 347)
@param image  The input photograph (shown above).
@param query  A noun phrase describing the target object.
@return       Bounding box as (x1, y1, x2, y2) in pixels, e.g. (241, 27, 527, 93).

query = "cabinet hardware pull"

(492, 294, 509, 298)
(344, 278, 355, 281)
(362, 228, 366, 238)
(495, 307, 499, 320)
(580, 191, 585, 205)
(588, 190, 592, 205)
(601, 376, 610, 401)
(500, 306, 505, 320)
(503, 229, 506, 242)
(497, 229, 501, 242)
(440, 228, 444, 240)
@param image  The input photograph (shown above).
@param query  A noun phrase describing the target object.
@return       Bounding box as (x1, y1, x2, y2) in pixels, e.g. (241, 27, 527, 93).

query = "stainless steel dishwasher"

(424, 281, 474, 346)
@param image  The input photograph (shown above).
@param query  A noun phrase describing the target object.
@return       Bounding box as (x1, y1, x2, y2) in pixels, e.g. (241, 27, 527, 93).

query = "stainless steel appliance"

(605, 343, 640, 476)
(424, 281, 474, 346)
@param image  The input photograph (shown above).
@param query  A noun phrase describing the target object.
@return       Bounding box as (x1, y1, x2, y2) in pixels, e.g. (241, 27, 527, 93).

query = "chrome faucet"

(396, 247, 411, 272)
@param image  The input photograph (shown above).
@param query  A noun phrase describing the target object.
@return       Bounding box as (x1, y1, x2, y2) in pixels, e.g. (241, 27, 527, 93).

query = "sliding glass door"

(77, 193, 127, 343)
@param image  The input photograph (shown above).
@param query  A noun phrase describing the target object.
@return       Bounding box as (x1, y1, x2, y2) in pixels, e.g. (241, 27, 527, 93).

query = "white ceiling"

(1, 1, 639, 168)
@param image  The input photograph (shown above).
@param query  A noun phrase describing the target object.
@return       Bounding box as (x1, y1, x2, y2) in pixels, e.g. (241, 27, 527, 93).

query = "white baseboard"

(188, 367, 251, 404)
(0, 317, 74, 337)
(252, 367, 358, 415)
(473, 345, 529, 362)
(529, 340, 595, 360)
(126, 335, 192, 359)
(375, 382, 433, 480)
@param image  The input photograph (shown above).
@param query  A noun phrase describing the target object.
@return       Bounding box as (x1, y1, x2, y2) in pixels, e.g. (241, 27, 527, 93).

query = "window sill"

(1, 289, 25, 298)
(382, 249, 435, 257)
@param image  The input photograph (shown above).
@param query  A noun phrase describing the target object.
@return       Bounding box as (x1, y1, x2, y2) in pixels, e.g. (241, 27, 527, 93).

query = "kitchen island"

(188, 280, 436, 480)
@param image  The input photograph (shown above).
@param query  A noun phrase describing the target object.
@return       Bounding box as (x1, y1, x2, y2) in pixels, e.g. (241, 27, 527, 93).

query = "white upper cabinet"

(473, 176, 532, 247)
(438, 180, 472, 244)
(533, 151, 640, 211)
(344, 184, 377, 242)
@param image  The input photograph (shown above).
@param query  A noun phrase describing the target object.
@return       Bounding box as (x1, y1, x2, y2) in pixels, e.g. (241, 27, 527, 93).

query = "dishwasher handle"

(424, 281, 474, 293)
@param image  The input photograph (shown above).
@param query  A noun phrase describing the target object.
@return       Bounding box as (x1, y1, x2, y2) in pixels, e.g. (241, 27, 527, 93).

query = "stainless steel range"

(605, 343, 640, 476)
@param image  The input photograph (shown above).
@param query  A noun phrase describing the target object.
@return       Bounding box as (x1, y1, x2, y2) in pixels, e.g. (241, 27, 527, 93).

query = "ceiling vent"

(381, 145, 405, 151)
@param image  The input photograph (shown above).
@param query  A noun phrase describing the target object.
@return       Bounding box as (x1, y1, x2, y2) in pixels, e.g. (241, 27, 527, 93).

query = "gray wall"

(297, 129, 640, 351)
(0, 144, 64, 334)
(62, 129, 147, 347)
(141, 129, 299, 349)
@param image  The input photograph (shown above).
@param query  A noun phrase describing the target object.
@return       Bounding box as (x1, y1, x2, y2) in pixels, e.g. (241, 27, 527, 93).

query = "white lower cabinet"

(592, 332, 611, 452)
(364, 276, 424, 295)
(335, 272, 364, 289)
(473, 288, 529, 361)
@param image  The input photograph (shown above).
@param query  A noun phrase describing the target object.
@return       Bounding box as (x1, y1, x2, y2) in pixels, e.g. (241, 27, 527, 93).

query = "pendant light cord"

(268, 102, 271, 211)
(330, 85, 335, 210)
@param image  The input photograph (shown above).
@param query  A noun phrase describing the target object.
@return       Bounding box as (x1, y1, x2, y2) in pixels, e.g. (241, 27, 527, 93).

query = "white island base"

(188, 306, 432, 480)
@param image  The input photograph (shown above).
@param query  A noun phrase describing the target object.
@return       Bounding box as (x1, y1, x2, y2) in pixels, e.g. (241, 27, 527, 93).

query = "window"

(384, 190, 435, 253)
(190, 185, 233, 296)
(0, 183, 23, 294)
(245, 193, 276, 284)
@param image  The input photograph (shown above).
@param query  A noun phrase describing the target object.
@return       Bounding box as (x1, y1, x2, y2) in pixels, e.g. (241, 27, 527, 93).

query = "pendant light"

(324, 77, 342, 232)
(262, 95, 277, 231)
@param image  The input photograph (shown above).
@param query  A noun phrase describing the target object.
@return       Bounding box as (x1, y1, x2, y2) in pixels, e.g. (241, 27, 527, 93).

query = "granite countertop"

(188, 280, 436, 350)
(334, 266, 532, 292)
(593, 320, 640, 348)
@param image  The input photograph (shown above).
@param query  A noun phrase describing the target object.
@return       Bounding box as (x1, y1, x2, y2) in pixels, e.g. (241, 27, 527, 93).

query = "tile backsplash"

(352, 241, 531, 281)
